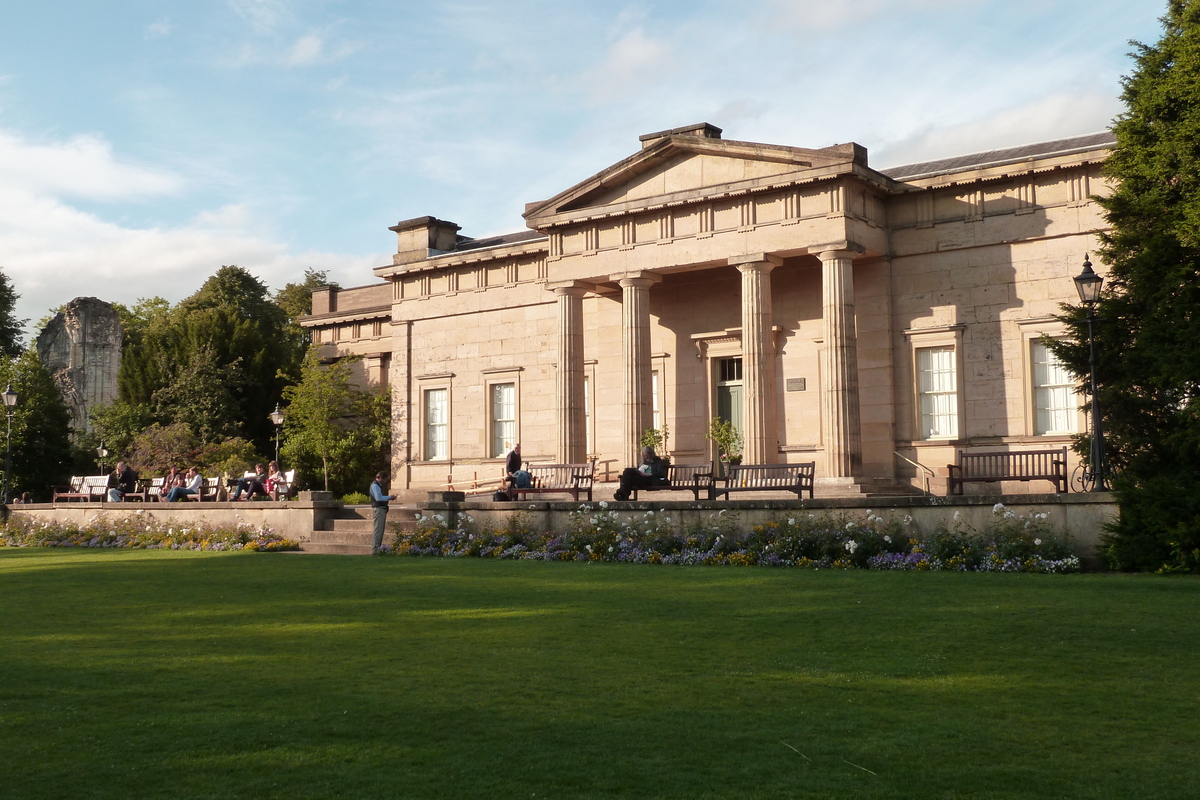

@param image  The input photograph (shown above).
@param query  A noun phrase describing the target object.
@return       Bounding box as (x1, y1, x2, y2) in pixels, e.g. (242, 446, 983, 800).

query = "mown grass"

(1, 550, 1197, 799)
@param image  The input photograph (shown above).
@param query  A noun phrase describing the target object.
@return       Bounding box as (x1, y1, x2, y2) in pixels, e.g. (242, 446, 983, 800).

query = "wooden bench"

(629, 462, 714, 501)
(709, 462, 815, 501)
(51, 475, 110, 502)
(180, 477, 222, 502)
(510, 463, 595, 502)
(947, 447, 1068, 495)
(121, 476, 161, 502)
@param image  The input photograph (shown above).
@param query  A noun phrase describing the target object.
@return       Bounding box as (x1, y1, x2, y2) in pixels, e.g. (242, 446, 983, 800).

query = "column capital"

(547, 281, 590, 298)
(728, 253, 784, 269)
(816, 243, 866, 263)
(612, 271, 663, 289)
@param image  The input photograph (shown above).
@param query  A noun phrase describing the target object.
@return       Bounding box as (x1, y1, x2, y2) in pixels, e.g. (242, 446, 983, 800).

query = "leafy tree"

(127, 422, 199, 475)
(281, 345, 390, 494)
(72, 401, 154, 474)
(118, 266, 301, 452)
(274, 268, 337, 323)
(0, 268, 28, 357)
(1052, 1, 1200, 572)
(0, 350, 73, 500)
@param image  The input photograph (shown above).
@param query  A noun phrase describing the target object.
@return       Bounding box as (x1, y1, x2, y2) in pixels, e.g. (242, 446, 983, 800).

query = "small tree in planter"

(640, 425, 671, 464)
(706, 418, 742, 473)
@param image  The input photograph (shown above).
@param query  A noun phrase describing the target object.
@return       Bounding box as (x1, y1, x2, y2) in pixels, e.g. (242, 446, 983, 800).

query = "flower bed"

(0, 514, 300, 552)
(389, 502, 1080, 572)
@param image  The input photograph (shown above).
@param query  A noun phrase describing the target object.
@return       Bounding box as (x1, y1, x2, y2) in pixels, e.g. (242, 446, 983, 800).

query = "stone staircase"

(301, 505, 421, 555)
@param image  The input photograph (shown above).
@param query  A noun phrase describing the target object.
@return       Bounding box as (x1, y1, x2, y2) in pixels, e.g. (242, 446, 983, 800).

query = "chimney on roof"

(639, 122, 723, 149)
(389, 216, 462, 265)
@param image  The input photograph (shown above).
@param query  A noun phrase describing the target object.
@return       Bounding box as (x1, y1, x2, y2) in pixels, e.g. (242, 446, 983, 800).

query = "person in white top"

(165, 467, 203, 502)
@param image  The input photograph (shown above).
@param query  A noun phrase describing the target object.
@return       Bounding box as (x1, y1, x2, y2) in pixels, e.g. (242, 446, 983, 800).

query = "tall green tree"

(1052, 0, 1200, 572)
(281, 345, 390, 495)
(0, 268, 28, 357)
(118, 266, 302, 453)
(0, 351, 73, 501)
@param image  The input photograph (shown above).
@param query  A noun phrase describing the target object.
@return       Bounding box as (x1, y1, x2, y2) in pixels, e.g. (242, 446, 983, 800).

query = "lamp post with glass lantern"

(1074, 254, 1109, 491)
(2, 384, 17, 504)
(97, 442, 109, 473)
(268, 404, 285, 465)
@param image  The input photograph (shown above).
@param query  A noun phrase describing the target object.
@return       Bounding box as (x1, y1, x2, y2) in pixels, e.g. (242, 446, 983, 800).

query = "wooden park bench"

(947, 447, 1068, 495)
(180, 477, 223, 502)
(709, 462, 816, 501)
(121, 476, 161, 502)
(510, 462, 595, 502)
(51, 475, 110, 503)
(629, 462, 715, 501)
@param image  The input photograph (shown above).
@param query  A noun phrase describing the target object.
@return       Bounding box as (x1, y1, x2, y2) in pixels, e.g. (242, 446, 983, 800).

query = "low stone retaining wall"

(424, 492, 1118, 566)
(4, 492, 341, 542)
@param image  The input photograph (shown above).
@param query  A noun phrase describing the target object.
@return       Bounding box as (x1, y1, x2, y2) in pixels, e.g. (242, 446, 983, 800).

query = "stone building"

(36, 297, 123, 436)
(300, 123, 1113, 494)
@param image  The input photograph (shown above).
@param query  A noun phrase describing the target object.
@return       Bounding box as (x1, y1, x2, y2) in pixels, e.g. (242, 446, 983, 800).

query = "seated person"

(165, 467, 203, 502)
(613, 446, 669, 501)
(500, 443, 531, 498)
(265, 461, 286, 499)
(107, 461, 138, 502)
(232, 463, 269, 500)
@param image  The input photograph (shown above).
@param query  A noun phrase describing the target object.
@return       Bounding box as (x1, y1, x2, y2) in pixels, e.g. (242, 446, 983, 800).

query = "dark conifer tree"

(1053, 0, 1200, 571)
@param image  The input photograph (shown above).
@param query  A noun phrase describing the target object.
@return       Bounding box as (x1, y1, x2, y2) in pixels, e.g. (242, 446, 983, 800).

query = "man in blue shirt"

(369, 472, 395, 553)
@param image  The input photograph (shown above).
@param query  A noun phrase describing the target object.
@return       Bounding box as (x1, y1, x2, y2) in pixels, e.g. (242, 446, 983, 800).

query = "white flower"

(992, 502, 1006, 514)
(1034, 538, 1042, 546)
(585, 544, 593, 552)
(883, 535, 891, 543)
(953, 511, 961, 521)
(788, 518, 796, 526)
(607, 546, 613, 553)
(903, 515, 913, 525)
(845, 522, 854, 530)
(844, 540, 859, 553)
(1004, 510, 1016, 519)
(645, 511, 654, 516)
(599, 501, 608, 509)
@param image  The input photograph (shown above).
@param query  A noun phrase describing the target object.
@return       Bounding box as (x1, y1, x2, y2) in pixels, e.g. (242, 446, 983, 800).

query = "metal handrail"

(893, 451, 935, 496)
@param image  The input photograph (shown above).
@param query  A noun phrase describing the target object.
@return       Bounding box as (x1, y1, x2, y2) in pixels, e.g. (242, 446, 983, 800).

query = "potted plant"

(705, 418, 742, 476)
(640, 424, 671, 465)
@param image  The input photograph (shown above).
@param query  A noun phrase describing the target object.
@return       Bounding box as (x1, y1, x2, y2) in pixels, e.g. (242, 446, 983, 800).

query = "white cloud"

(0, 131, 378, 328)
(763, 0, 972, 32)
(145, 18, 173, 39)
(872, 89, 1122, 169)
(286, 34, 324, 66)
(227, 0, 291, 31)
(0, 131, 182, 200)
(584, 28, 673, 105)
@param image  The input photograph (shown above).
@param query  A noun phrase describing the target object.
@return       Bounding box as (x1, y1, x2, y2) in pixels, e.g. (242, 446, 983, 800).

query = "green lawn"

(1, 550, 1197, 800)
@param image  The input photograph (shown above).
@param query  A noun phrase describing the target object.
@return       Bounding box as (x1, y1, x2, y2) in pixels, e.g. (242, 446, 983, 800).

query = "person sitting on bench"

(233, 463, 269, 500)
(165, 467, 203, 502)
(613, 446, 668, 501)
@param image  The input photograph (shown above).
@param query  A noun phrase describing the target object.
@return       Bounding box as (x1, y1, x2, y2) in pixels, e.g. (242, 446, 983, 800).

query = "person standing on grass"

(370, 471, 395, 553)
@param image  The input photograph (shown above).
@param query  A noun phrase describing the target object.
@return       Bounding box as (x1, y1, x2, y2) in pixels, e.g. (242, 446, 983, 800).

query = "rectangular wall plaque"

(785, 378, 806, 392)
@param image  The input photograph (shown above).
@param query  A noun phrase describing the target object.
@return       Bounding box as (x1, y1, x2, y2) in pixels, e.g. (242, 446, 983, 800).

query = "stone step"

(310, 529, 374, 545)
(301, 541, 374, 556)
(328, 518, 374, 532)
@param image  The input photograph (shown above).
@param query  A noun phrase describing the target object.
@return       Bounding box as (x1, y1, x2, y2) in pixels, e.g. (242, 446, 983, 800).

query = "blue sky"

(0, 0, 1164, 329)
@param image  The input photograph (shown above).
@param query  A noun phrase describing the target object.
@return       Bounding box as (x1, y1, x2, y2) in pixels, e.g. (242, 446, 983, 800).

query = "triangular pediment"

(523, 131, 864, 227)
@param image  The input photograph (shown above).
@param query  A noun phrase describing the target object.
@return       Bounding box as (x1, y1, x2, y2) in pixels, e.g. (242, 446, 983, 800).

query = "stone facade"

(301, 124, 1114, 495)
(36, 297, 122, 436)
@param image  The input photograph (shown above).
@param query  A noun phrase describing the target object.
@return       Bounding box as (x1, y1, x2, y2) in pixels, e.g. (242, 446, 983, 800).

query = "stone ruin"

(36, 297, 122, 437)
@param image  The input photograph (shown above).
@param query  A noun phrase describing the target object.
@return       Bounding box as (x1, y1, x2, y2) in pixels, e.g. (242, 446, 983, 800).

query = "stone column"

(733, 256, 782, 464)
(819, 249, 863, 479)
(390, 317, 413, 490)
(618, 274, 659, 468)
(553, 284, 588, 463)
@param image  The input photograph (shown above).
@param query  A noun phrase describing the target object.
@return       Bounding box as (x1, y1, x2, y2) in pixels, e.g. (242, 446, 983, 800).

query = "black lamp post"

(2, 384, 16, 504)
(268, 404, 285, 465)
(96, 442, 109, 473)
(1074, 254, 1108, 491)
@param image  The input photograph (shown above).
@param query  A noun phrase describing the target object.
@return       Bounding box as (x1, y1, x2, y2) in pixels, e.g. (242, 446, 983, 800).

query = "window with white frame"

(490, 382, 516, 458)
(917, 346, 958, 439)
(584, 374, 593, 455)
(651, 370, 661, 430)
(1031, 340, 1076, 434)
(424, 388, 448, 460)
